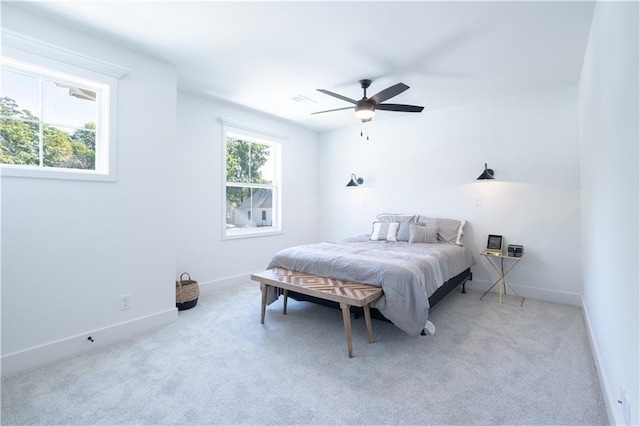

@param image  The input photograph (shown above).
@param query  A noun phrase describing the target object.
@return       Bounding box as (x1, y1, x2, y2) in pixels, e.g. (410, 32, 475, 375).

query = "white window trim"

(0, 29, 129, 182)
(220, 117, 285, 240)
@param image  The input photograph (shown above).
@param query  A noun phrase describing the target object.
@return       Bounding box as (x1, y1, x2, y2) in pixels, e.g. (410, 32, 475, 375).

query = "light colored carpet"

(1, 281, 607, 425)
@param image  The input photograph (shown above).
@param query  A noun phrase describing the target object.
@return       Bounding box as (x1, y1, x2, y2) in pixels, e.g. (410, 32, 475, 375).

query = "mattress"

(266, 235, 475, 336)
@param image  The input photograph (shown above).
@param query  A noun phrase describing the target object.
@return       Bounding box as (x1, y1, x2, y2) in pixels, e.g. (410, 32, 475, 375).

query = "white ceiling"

(15, 1, 595, 132)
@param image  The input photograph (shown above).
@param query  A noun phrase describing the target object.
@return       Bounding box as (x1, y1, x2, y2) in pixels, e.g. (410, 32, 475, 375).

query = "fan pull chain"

(360, 122, 370, 141)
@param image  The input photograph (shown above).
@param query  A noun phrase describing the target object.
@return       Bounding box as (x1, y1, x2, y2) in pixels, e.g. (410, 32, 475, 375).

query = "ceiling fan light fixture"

(359, 116, 373, 123)
(313, 80, 423, 125)
(355, 110, 375, 121)
(355, 103, 375, 121)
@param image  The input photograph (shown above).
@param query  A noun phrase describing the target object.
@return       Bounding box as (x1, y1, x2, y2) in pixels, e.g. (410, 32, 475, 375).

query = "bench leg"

(283, 289, 288, 314)
(340, 302, 354, 358)
(363, 303, 374, 344)
(260, 283, 268, 325)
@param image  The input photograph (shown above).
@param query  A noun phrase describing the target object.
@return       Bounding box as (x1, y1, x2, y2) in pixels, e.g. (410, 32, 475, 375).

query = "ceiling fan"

(312, 79, 424, 123)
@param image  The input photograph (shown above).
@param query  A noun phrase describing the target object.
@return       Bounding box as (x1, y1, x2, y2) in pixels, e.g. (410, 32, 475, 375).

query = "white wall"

(579, 2, 639, 425)
(318, 86, 582, 304)
(1, 5, 178, 375)
(175, 92, 319, 290)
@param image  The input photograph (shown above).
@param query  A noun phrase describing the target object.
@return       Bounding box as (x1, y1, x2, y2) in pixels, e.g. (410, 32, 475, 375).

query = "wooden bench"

(250, 268, 383, 358)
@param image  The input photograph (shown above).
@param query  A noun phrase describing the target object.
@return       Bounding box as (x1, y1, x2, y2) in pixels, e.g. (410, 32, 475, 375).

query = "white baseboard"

(581, 297, 619, 426)
(197, 272, 255, 294)
(1, 308, 177, 378)
(465, 279, 582, 306)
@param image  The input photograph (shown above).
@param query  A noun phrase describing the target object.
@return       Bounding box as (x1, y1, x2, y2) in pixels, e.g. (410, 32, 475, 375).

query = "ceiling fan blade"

(376, 103, 424, 113)
(311, 106, 355, 115)
(316, 89, 357, 104)
(369, 83, 409, 105)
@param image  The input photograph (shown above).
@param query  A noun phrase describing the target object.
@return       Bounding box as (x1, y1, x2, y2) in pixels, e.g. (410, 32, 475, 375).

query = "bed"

(265, 214, 475, 336)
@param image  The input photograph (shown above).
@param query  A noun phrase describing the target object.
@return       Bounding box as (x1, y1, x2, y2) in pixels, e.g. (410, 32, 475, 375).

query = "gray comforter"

(266, 235, 475, 336)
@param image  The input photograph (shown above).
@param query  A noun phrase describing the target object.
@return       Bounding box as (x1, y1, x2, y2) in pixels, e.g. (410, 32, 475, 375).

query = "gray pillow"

(376, 214, 415, 242)
(409, 224, 438, 243)
(416, 216, 466, 245)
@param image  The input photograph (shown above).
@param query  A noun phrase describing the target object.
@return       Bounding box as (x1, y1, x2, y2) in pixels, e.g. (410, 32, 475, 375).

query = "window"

(0, 30, 127, 181)
(221, 118, 283, 239)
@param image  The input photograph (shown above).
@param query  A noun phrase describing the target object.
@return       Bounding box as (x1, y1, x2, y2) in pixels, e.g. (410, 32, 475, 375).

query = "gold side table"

(480, 250, 525, 306)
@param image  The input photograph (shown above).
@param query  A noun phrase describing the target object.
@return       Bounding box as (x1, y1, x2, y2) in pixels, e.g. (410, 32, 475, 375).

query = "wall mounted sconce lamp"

(346, 173, 364, 187)
(476, 163, 495, 180)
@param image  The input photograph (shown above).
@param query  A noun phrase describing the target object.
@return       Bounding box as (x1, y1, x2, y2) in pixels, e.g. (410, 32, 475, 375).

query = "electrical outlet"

(619, 385, 631, 426)
(474, 196, 482, 206)
(119, 294, 131, 311)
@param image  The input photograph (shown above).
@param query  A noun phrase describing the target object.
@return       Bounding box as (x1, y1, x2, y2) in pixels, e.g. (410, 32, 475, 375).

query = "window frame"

(220, 117, 284, 240)
(0, 30, 128, 181)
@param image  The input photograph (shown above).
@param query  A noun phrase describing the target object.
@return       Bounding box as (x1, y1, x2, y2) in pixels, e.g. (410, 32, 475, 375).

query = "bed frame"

(285, 268, 472, 326)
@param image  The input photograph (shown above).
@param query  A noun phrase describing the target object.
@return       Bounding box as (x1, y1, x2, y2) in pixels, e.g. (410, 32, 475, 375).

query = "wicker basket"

(176, 272, 199, 310)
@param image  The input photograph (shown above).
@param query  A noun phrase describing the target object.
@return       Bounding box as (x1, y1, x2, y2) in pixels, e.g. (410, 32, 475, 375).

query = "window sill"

(1, 165, 116, 182)
(223, 229, 283, 240)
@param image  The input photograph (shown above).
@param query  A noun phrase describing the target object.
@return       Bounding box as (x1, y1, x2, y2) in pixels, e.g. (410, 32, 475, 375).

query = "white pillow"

(370, 222, 400, 242)
(409, 224, 438, 243)
(376, 213, 415, 242)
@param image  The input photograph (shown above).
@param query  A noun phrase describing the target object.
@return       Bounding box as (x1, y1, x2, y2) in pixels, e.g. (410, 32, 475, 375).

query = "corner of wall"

(581, 297, 618, 425)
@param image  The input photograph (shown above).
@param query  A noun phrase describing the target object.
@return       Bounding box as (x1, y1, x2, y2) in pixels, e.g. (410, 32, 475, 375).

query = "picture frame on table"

(486, 234, 503, 253)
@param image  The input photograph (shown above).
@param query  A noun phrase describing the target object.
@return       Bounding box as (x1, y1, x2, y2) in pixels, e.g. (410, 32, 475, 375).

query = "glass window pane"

(226, 139, 274, 184)
(252, 188, 273, 227)
(41, 79, 97, 128)
(226, 138, 249, 183)
(43, 124, 95, 170)
(226, 186, 251, 229)
(251, 143, 273, 184)
(225, 187, 274, 230)
(0, 117, 39, 165)
(1, 70, 40, 121)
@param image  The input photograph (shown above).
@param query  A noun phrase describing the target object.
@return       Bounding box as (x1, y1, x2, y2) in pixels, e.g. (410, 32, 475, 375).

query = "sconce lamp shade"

(347, 173, 364, 187)
(477, 163, 495, 180)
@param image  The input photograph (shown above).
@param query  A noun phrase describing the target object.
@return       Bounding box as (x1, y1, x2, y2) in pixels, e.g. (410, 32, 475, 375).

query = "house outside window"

(221, 118, 283, 239)
(0, 31, 127, 181)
